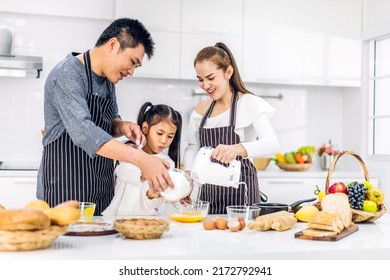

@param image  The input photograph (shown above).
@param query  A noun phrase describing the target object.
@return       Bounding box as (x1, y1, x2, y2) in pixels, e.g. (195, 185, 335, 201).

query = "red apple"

(329, 182, 347, 194)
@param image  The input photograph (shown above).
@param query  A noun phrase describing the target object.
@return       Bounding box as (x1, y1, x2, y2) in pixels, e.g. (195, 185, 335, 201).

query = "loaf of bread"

(302, 228, 338, 237)
(44, 206, 80, 226)
(25, 199, 51, 211)
(321, 193, 352, 229)
(307, 211, 344, 234)
(0, 209, 51, 231)
(55, 200, 80, 209)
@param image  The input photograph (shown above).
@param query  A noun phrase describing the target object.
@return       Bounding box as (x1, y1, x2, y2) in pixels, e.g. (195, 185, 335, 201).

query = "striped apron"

(42, 50, 114, 215)
(199, 91, 260, 214)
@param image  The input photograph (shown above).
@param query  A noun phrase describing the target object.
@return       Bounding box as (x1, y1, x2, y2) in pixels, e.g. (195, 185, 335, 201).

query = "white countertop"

(1, 214, 389, 260)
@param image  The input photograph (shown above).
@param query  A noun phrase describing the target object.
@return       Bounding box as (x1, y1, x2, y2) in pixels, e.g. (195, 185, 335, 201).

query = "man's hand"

(119, 121, 146, 148)
(137, 152, 174, 193)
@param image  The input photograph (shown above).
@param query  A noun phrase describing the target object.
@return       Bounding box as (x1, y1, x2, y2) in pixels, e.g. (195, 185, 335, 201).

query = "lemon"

(80, 208, 95, 222)
(318, 190, 326, 201)
(295, 205, 319, 222)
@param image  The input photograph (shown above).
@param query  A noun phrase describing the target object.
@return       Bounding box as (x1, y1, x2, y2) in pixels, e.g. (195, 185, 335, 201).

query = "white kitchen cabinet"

(0, 176, 37, 209)
(243, 0, 362, 87)
(115, 0, 181, 32)
(181, 0, 243, 36)
(302, 0, 362, 87)
(180, 0, 243, 80)
(180, 33, 243, 80)
(115, 0, 181, 79)
(243, 0, 306, 84)
(0, 0, 114, 20)
(258, 173, 378, 205)
(134, 31, 181, 79)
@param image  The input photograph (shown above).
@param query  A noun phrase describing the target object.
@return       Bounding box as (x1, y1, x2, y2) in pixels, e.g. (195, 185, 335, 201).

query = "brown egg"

(215, 217, 228, 230)
(227, 220, 240, 232)
(237, 217, 246, 230)
(203, 219, 215, 230)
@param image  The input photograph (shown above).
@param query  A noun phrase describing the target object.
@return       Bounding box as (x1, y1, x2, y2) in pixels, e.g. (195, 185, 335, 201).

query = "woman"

(184, 42, 279, 214)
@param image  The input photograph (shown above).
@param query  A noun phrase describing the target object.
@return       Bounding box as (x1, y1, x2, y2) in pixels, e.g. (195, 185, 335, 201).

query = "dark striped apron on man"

(199, 91, 259, 214)
(42, 50, 114, 215)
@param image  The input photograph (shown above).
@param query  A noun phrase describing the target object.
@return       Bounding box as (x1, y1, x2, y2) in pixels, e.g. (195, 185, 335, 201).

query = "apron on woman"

(42, 50, 114, 215)
(199, 91, 259, 214)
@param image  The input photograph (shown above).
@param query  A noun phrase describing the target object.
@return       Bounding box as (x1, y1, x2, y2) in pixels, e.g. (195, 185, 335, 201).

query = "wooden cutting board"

(294, 224, 359, 241)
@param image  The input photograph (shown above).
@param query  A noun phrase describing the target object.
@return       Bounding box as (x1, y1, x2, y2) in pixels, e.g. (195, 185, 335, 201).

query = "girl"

(184, 42, 279, 214)
(102, 102, 182, 216)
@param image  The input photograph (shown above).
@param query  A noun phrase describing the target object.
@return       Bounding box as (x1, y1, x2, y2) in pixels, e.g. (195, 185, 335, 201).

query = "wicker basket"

(253, 158, 271, 170)
(0, 225, 68, 251)
(276, 162, 313, 172)
(114, 218, 169, 240)
(319, 150, 386, 223)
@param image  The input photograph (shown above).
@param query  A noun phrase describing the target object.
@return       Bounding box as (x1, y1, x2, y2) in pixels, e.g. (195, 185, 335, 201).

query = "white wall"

(0, 12, 359, 174)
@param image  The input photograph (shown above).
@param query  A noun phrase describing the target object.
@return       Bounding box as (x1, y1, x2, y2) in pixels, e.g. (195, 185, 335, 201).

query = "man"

(37, 18, 173, 215)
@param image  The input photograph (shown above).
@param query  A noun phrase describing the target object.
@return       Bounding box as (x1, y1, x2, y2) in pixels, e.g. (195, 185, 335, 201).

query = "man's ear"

(141, 122, 149, 134)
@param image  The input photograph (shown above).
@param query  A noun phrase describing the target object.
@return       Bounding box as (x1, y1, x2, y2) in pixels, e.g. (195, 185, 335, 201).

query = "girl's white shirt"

(183, 94, 279, 170)
(102, 153, 175, 216)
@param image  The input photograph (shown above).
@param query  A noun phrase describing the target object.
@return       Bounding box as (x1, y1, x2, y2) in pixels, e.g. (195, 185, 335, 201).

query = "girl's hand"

(211, 144, 248, 164)
(146, 189, 160, 199)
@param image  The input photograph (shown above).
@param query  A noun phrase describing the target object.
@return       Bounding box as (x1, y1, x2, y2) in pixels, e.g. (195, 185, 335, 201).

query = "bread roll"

(55, 200, 80, 209)
(0, 209, 51, 231)
(44, 206, 80, 226)
(25, 199, 50, 211)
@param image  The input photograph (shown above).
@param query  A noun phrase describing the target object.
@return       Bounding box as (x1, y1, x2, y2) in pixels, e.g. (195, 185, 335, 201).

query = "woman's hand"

(211, 144, 247, 164)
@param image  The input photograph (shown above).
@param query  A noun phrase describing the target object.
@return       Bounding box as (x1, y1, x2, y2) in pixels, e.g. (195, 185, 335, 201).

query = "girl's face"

(142, 120, 177, 154)
(195, 60, 232, 100)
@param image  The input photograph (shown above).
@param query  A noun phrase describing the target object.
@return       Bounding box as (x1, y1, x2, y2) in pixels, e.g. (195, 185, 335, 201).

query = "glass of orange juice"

(79, 202, 96, 222)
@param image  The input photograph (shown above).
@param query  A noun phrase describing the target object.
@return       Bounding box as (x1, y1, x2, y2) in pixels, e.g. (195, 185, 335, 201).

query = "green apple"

(362, 200, 378, 212)
(362, 181, 374, 190)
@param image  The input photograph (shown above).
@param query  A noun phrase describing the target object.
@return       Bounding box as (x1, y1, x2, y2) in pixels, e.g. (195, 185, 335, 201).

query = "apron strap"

(83, 50, 93, 94)
(199, 90, 239, 128)
(229, 90, 238, 127)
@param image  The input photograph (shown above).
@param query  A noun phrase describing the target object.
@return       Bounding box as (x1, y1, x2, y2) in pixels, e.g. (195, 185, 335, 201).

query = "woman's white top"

(184, 93, 279, 170)
(102, 153, 175, 216)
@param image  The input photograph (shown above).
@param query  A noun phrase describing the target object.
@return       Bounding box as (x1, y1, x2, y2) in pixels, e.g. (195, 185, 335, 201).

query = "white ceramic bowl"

(160, 168, 192, 201)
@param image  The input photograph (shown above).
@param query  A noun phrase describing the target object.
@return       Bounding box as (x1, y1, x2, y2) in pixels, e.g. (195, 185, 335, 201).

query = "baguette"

(308, 211, 344, 233)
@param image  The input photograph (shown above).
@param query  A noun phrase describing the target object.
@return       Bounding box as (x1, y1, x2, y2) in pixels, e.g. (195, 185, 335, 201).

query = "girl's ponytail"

(137, 101, 153, 127)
